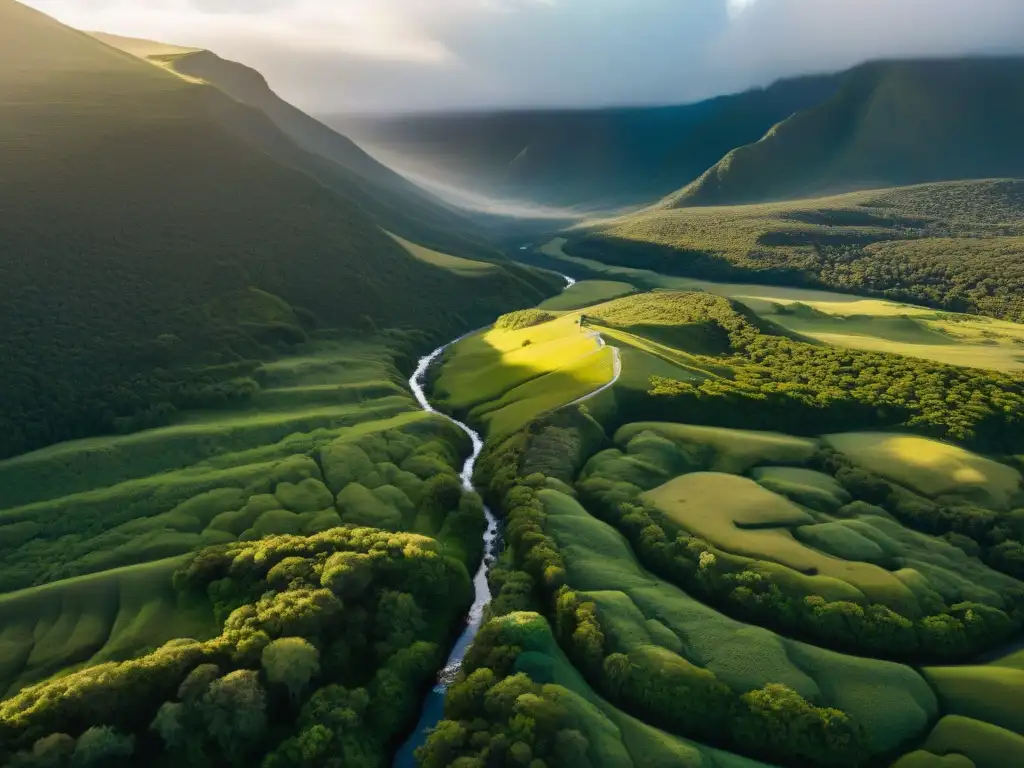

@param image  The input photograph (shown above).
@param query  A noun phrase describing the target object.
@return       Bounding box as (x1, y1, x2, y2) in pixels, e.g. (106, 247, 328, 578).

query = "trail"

(393, 272, 618, 766)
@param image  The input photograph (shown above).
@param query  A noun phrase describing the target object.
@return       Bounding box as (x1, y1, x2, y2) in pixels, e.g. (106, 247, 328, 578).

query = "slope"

(93, 33, 519, 263)
(0, 0, 551, 460)
(332, 73, 842, 209)
(669, 57, 1024, 207)
(573, 179, 1024, 324)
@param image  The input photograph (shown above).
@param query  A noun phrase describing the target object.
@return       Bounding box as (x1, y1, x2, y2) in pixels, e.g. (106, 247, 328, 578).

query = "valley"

(1, 1, 1023, 767)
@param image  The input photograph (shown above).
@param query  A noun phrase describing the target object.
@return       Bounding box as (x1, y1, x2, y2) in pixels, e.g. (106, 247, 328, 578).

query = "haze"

(25, 0, 1024, 112)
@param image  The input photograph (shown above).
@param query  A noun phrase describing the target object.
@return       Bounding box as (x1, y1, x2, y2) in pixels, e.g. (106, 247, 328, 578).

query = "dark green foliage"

(0, 0, 552, 460)
(578, 474, 1021, 662)
(820, 451, 1024, 583)
(580, 179, 1024, 323)
(0, 527, 472, 766)
(493, 310, 556, 331)
(617, 292, 1024, 451)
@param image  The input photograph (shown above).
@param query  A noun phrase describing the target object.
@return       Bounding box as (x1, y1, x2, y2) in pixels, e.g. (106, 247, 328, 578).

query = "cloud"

(709, 0, 1024, 92)
(24, 0, 1024, 112)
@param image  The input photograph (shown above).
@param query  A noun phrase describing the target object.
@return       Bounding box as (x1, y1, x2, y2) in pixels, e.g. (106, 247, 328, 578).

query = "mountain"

(90, 32, 510, 259)
(330, 74, 843, 210)
(668, 57, 1024, 208)
(0, 0, 553, 460)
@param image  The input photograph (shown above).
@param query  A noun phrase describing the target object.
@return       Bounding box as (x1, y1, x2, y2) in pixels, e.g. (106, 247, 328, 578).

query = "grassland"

(0, 558, 213, 697)
(898, 716, 1024, 768)
(429, 279, 1024, 768)
(386, 231, 499, 276)
(538, 280, 637, 311)
(642, 472, 920, 613)
(539, 488, 938, 754)
(573, 179, 1024, 332)
(824, 433, 1023, 510)
(434, 312, 618, 438)
(538, 230, 1024, 373)
(616, 423, 819, 473)
(922, 666, 1024, 736)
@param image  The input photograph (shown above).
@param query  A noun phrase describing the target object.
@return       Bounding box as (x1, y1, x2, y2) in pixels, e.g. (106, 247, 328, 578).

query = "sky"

(26, 0, 1024, 113)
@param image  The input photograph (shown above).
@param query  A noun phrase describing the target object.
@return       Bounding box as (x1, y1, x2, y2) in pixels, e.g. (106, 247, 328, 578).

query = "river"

(393, 273, 578, 766)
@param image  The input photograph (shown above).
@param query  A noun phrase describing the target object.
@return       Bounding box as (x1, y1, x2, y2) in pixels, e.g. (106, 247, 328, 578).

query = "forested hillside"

(92, 33, 511, 261)
(0, 0, 553, 460)
(333, 73, 841, 209)
(577, 180, 1024, 323)
(669, 57, 1024, 208)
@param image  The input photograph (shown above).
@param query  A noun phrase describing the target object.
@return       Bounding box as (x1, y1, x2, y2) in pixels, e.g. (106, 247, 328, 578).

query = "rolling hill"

(668, 57, 1024, 208)
(0, 0, 554, 460)
(331, 73, 842, 209)
(568, 180, 1024, 324)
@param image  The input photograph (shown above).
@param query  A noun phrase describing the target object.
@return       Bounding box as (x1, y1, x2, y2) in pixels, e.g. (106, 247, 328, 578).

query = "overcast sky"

(27, 0, 1024, 113)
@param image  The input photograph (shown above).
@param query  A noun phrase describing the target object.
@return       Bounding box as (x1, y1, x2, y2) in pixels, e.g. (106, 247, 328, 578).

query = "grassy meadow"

(433, 312, 619, 439)
(536, 234, 1024, 373)
(422, 276, 1023, 768)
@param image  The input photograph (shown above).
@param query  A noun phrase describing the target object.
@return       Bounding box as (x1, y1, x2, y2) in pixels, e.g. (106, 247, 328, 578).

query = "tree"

(11, 734, 75, 768)
(70, 727, 134, 768)
(262, 637, 321, 703)
(150, 701, 186, 751)
(201, 670, 267, 762)
(417, 720, 469, 768)
(178, 663, 221, 703)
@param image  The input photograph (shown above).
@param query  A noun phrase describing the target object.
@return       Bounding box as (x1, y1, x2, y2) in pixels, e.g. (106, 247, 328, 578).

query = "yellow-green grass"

(436, 314, 603, 410)
(751, 466, 851, 511)
(434, 312, 619, 437)
(764, 308, 1024, 373)
(850, 515, 1022, 609)
(539, 237, 1024, 372)
(889, 750, 975, 768)
(471, 346, 617, 439)
(824, 433, 1022, 509)
(385, 230, 497, 276)
(616, 422, 819, 474)
(538, 489, 938, 753)
(539, 280, 637, 311)
(990, 648, 1024, 670)
(921, 666, 1024, 735)
(0, 558, 214, 697)
(642, 472, 919, 613)
(911, 716, 1024, 768)
(0, 409, 468, 693)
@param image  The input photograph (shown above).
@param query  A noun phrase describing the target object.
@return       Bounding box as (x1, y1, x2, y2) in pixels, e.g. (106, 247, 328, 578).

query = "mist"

(25, 0, 1024, 113)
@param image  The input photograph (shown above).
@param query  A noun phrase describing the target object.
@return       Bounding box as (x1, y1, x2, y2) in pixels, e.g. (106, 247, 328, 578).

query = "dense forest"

(583, 291, 1024, 451)
(0, 527, 472, 767)
(578, 180, 1024, 323)
(0, 0, 554, 460)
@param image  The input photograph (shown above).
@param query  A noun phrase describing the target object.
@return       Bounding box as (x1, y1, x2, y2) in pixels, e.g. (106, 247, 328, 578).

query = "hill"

(669, 57, 1024, 207)
(91, 33, 521, 261)
(572, 179, 1024, 324)
(0, 0, 553, 460)
(331, 73, 842, 209)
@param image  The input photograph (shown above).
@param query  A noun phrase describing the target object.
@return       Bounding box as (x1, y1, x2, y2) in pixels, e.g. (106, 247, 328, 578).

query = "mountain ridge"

(667, 56, 1024, 208)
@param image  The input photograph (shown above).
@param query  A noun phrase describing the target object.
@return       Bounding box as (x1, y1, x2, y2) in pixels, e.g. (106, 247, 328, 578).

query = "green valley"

(2, 2, 1024, 767)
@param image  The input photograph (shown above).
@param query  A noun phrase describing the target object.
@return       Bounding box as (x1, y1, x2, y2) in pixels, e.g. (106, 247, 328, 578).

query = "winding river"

(393, 274, 582, 766)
